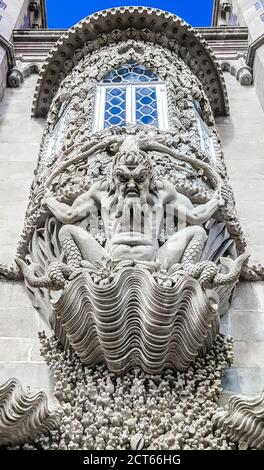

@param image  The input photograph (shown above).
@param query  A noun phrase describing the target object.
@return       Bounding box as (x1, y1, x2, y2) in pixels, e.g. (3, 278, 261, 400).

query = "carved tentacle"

(0, 262, 23, 280)
(60, 234, 82, 269)
(209, 253, 250, 287)
(181, 239, 218, 285)
(44, 138, 118, 189)
(15, 258, 74, 291)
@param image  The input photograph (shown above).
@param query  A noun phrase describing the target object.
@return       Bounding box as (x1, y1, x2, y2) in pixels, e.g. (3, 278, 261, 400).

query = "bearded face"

(108, 148, 157, 220)
(113, 163, 151, 200)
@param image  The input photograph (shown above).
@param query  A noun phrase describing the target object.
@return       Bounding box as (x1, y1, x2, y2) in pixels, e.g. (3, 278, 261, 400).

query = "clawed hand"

(212, 187, 228, 208)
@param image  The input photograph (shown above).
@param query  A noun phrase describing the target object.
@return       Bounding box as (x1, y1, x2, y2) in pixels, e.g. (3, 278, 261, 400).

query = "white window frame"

(46, 105, 69, 160)
(196, 111, 216, 162)
(93, 82, 169, 132)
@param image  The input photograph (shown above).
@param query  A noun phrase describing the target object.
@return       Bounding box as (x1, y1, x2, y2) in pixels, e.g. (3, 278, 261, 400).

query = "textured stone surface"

(216, 73, 264, 266)
(0, 75, 45, 265)
(217, 70, 264, 394)
(28, 333, 235, 451)
(0, 21, 264, 406)
(0, 75, 49, 397)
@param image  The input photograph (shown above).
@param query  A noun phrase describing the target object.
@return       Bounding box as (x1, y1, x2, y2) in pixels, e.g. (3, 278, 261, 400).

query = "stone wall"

(0, 74, 54, 405)
(0, 71, 264, 403)
(0, 0, 30, 100)
(217, 72, 264, 399)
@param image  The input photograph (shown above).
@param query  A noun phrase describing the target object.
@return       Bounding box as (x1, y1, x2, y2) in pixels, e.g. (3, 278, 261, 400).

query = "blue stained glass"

(140, 96, 153, 105)
(103, 62, 158, 84)
(101, 64, 162, 130)
(112, 76, 123, 83)
(110, 97, 123, 106)
(141, 115, 155, 125)
(135, 87, 159, 127)
(119, 67, 129, 75)
(104, 87, 126, 128)
(111, 88, 123, 96)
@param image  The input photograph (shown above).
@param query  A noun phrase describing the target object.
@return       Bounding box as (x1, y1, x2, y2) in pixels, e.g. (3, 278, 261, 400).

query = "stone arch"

(32, 6, 229, 118)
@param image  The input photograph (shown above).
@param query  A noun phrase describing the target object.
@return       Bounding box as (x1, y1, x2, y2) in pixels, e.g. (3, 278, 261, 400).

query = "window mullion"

(156, 85, 169, 131)
(132, 85, 136, 125)
(126, 85, 133, 125)
(99, 86, 106, 131)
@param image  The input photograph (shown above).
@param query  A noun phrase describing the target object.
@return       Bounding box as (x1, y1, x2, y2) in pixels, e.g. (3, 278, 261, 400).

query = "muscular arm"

(165, 185, 222, 225)
(43, 182, 102, 224)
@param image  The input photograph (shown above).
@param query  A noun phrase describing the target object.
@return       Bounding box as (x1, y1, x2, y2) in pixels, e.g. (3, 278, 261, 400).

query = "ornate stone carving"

(48, 266, 221, 374)
(32, 7, 229, 117)
(0, 11, 248, 374)
(213, 389, 264, 450)
(12, 130, 247, 372)
(32, 332, 235, 450)
(2, 31, 244, 272)
(0, 378, 60, 446)
(17, 135, 246, 291)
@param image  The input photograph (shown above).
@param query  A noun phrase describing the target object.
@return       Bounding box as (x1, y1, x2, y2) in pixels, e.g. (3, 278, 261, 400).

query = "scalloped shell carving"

(0, 378, 60, 446)
(213, 389, 264, 450)
(53, 267, 219, 375)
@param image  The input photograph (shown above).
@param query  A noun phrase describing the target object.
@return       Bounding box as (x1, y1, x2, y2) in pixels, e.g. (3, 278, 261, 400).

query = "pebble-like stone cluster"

(20, 333, 236, 451)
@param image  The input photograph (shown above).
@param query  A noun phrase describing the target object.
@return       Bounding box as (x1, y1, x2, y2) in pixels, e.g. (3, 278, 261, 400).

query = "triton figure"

(43, 137, 222, 274)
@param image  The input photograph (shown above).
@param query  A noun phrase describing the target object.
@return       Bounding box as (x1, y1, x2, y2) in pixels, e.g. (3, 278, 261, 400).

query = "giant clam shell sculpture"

(53, 265, 219, 375)
(0, 378, 60, 446)
(213, 389, 264, 450)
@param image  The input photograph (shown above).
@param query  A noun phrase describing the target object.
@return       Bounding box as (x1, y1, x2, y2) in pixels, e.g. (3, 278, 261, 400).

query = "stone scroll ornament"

(0, 35, 248, 375)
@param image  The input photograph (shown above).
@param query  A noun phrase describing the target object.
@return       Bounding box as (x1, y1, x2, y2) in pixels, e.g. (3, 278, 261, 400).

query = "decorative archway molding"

(32, 6, 229, 118)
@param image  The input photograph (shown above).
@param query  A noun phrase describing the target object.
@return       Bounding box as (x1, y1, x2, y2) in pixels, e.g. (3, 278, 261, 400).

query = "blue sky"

(46, 1, 214, 28)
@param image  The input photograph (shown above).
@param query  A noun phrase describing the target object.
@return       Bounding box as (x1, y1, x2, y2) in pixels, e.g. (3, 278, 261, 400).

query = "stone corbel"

(221, 54, 253, 86)
(7, 67, 23, 87)
(0, 34, 24, 88)
(236, 54, 253, 85)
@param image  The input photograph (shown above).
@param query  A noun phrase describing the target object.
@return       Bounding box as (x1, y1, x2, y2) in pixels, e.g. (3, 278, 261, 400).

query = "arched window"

(194, 100, 215, 161)
(93, 62, 169, 132)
